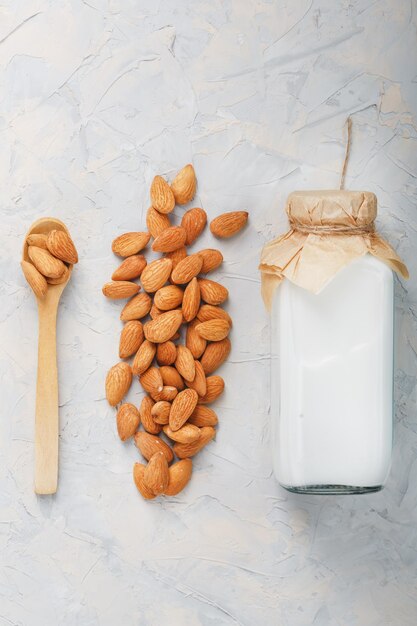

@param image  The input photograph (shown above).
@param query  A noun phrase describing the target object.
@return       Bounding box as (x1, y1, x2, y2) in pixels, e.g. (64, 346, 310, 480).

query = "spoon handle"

(34, 297, 59, 494)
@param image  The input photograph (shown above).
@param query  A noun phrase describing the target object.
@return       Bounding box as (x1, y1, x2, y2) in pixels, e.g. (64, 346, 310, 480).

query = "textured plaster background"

(1, 1, 416, 625)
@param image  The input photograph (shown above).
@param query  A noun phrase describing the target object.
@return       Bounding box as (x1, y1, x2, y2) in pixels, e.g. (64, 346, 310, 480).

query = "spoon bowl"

(23, 217, 73, 299)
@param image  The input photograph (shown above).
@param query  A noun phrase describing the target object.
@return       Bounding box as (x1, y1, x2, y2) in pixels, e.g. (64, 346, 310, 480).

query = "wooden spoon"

(23, 218, 73, 495)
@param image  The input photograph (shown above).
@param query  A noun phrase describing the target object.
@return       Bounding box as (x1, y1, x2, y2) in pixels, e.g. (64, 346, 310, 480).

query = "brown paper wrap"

(260, 190, 409, 309)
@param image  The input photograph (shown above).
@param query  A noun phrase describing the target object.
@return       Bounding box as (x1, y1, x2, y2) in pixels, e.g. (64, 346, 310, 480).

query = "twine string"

(340, 116, 352, 190)
(289, 222, 375, 236)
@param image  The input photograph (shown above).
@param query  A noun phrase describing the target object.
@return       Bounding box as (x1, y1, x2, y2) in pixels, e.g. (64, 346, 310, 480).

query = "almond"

(139, 366, 163, 395)
(150, 303, 163, 319)
(134, 432, 174, 463)
(154, 285, 183, 310)
(105, 362, 132, 406)
(132, 340, 156, 375)
(165, 246, 187, 270)
(189, 405, 218, 427)
(182, 277, 200, 322)
(197, 304, 232, 326)
(198, 375, 225, 404)
(112, 232, 150, 257)
(164, 459, 192, 495)
(146, 206, 171, 238)
(117, 403, 140, 441)
(21, 261, 48, 298)
(112, 255, 147, 281)
(171, 254, 203, 285)
(133, 462, 156, 499)
(160, 365, 185, 390)
(140, 395, 161, 434)
(210, 211, 248, 238)
(200, 338, 231, 375)
(198, 248, 223, 273)
(120, 292, 152, 321)
(102, 280, 140, 299)
(181, 207, 207, 245)
(198, 279, 228, 305)
(163, 423, 201, 444)
(186, 319, 207, 359)
(152, 386, 178, 402)
(119, 320, 144, 358)
(26, 233, 48, 249)
(195, 319, 230, 341)
(144, 451, 169, 495)
(28, 246, 66, 279)
(144, 310, 183, 343)
(169, 388, 199, 431)
(141, 258, 172, 293)
(175, 345, 196, 382)
(186, 360, 207, 397)
(46, 230, 78, 264)
(152, 226, 187, 253)
(173, 426, 215, 458)
(150, 175, 175, 214)
(171, 164, 196, 205)
(151, 401, 171, 425)
(156, 341, 177, 366)
(46, 265, 71, 285)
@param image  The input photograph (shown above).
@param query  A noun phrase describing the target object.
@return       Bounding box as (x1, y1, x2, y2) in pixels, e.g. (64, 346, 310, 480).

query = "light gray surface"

(1, 1, 416, 625)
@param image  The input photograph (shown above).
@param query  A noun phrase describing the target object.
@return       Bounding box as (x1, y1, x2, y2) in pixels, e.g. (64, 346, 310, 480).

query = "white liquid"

(271, 255, 394, 492)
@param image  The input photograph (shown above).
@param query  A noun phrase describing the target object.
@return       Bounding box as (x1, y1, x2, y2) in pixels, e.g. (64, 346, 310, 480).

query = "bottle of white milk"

(260, 190, 409, 494)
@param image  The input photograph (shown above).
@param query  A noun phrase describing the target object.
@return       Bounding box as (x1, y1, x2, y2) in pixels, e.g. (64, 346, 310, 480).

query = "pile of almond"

(103, 164, 248, 499)
(21, 230, 78, 297)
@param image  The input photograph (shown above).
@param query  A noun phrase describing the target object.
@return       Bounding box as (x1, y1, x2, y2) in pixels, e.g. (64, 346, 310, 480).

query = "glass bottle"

(260, 191, 408, 494)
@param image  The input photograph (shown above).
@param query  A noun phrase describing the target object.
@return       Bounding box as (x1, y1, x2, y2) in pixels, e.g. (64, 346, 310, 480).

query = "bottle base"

(281, 483, 383, 495)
